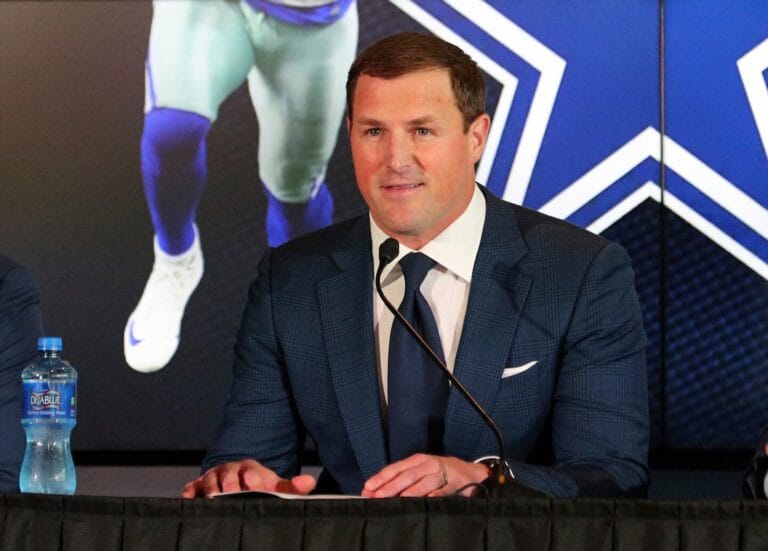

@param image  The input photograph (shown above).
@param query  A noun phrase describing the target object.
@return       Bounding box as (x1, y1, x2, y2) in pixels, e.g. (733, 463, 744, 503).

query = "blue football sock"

(141, 108, 210, 255)
(265, 183, 334, 247)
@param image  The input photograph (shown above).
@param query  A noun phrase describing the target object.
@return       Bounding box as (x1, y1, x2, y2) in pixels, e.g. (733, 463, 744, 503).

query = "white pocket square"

(501, 360, 538, 379)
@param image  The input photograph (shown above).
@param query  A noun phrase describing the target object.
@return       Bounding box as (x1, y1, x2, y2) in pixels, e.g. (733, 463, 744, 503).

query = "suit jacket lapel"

(444, 192, 533, 458)
(317, 217, 389, 480)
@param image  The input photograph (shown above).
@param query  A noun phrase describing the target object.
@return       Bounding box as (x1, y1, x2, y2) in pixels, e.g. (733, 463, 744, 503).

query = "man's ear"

(346, 116, 351, 135)
(468, 113, 491, 163)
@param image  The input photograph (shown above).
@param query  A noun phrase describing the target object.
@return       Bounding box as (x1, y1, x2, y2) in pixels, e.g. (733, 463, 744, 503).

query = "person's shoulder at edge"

(0, 253, 23, 281)
(0, 254, 40, 308)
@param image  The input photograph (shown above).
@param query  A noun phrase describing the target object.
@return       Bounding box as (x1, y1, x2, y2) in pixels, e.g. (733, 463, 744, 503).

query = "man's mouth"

(382, 182, 423, 190)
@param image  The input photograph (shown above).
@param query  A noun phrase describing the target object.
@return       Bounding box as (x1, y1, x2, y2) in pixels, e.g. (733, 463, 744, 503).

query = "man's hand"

(362, 454, 489, 498)
(181, 459, 317, 498)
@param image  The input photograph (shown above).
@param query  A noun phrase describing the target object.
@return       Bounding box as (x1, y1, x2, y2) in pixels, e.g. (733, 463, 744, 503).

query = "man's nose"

(387, 133, 413, 171)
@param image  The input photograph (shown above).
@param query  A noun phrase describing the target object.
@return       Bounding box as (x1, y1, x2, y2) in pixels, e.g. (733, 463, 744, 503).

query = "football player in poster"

(125, 0, 358, 373)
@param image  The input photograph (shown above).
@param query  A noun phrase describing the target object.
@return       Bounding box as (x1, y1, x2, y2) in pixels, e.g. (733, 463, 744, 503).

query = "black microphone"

(376, 238, 543, 498)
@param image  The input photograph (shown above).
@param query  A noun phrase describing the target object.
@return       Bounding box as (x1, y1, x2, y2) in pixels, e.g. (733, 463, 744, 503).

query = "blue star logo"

(391, 0, 768, 280)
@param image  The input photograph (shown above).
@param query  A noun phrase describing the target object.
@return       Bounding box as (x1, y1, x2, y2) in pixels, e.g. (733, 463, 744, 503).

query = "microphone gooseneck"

(376, 238, 533, 498)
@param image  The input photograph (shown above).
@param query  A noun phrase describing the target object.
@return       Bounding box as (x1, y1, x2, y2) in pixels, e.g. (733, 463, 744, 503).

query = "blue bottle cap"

(37, 337, 63, 352)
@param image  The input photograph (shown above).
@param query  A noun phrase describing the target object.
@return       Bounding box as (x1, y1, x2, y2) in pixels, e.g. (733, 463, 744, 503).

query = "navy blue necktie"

(387, 253, 449, 462)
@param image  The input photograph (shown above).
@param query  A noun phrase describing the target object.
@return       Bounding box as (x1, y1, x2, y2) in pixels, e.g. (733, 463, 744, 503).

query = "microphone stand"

(376, 238, 545, 499)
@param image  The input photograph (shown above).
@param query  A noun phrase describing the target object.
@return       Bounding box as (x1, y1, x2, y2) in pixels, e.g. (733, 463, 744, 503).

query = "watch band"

(474, 456, 515, 479)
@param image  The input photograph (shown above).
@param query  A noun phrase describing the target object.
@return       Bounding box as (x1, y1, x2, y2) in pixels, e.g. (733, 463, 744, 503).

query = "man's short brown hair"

(346, 32, 486, 131)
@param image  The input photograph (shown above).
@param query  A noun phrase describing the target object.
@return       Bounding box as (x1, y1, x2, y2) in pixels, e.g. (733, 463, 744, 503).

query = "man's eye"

(367, 128, 381, 137)
(416, 128, 431, 136)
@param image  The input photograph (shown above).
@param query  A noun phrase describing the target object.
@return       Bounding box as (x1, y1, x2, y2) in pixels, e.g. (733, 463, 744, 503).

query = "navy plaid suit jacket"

(205, 188, 649, 497)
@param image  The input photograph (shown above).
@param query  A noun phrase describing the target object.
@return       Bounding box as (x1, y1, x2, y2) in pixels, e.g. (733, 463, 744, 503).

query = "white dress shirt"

(370, 185, 487, 404)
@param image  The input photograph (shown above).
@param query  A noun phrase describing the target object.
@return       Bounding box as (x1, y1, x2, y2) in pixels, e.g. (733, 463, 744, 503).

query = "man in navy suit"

(183, 32, 649, 498)
(0, 255, 43, 493)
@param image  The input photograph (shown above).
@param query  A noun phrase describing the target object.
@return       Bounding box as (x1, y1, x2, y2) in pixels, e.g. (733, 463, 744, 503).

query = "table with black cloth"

(2, 494, 768, 550)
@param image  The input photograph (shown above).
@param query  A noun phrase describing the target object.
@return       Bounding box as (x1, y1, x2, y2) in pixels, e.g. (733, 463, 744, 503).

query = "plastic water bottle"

(19, 337, 77, 494)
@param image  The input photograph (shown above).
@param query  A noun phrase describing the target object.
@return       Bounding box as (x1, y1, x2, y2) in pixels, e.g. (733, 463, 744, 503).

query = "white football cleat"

(124, 228, 203, 372)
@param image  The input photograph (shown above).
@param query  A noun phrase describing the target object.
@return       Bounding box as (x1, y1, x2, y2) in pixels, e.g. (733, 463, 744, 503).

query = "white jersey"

(269, 1, 343, 5)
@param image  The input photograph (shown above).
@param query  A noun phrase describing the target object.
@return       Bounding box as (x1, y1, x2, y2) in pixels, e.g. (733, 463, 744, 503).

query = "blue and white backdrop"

(1, 0, 766, 454)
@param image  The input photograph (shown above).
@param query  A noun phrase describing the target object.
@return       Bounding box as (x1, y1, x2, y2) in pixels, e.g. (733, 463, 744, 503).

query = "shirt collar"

(370, 184, 486, 283)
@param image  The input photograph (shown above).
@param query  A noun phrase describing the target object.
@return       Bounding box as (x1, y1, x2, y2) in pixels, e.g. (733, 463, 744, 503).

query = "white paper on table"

(210, 489, 366, 500)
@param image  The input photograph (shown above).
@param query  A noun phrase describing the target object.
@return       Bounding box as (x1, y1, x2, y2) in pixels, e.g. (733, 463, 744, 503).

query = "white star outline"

(738, 37, 768, 160)
(390, 0, 768, 281)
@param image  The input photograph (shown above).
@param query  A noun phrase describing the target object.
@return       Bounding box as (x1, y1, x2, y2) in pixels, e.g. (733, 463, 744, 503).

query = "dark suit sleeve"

(509, 242, 650, 497)
(0, 262, 43, 493)
(202, 248, 304, 477)
(743, 428, 768, 498)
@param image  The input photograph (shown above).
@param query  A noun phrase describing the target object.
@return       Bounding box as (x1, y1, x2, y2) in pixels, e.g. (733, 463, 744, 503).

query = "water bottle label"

(22, 380, 77, 419)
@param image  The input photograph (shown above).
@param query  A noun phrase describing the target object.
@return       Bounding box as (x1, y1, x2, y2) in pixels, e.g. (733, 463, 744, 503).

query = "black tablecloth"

(2, 493, 768, 550)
